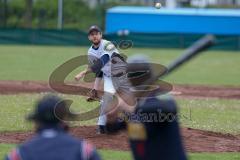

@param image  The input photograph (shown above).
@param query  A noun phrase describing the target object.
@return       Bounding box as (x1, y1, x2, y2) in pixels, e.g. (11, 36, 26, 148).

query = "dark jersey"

(107, 95, 187, 160)
(5, 127, 101, 160)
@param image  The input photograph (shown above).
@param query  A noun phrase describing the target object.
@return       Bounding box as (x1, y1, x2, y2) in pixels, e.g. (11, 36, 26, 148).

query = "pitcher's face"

(88, 31, 102, 45)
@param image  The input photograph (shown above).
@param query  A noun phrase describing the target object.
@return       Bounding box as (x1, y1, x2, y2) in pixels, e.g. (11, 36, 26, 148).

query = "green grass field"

(0, 45, 239, 159)
(0, 94, 239, 134)
(1, 143, 239, 160)
(0, 45, 240, 85)
(178, 98, 240, 134)
(102, 151, 240, 160)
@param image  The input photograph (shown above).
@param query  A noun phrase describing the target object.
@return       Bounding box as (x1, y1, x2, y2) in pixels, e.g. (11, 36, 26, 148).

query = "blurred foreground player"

(106, 56, 187, 160)
(5, 94, 101, 160)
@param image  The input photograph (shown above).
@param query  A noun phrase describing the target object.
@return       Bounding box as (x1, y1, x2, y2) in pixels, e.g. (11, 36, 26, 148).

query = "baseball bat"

(166, 34, 215, 75)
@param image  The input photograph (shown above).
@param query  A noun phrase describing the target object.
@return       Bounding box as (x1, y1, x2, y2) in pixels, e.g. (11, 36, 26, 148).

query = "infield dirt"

(0, 80, 240, 152)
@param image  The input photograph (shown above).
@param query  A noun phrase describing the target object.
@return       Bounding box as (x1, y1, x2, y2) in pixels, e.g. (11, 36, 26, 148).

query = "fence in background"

(0, 28, 239, 50)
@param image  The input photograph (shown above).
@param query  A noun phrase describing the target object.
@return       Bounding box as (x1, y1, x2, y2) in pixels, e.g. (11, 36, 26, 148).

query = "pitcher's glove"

(86, 89, 99, 102)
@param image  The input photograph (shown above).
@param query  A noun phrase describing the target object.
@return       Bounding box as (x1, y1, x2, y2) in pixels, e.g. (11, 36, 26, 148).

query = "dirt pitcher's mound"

(0, 126, 239, 152)
(174, 84, 240, 99)
(0, 80, 240, 99)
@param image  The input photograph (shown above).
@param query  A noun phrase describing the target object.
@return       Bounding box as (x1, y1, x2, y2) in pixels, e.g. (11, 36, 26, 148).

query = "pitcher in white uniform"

(75, 25, 129, 134)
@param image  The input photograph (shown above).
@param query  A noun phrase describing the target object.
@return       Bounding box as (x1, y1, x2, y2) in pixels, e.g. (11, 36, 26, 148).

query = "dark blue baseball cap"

(27, 94, 67, 124)
(88, 25, 101, 35)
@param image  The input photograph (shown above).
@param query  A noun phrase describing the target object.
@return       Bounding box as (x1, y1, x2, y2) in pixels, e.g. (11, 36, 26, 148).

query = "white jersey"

(88, 39, 119, 77)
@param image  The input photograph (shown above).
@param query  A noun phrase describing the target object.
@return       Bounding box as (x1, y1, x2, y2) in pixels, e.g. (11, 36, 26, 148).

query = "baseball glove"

(86, 89, 99, 102)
